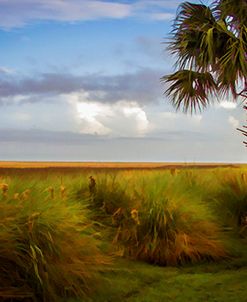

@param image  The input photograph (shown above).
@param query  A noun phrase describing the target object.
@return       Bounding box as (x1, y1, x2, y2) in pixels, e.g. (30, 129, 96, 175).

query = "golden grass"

(111, 173, 228, 265)
(0, 161, 243, 169)
(1, 164, 247, 301)
(0, 183, 109, 301)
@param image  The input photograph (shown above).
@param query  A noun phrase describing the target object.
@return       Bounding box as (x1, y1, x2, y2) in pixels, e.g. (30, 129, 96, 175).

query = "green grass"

(77, 257, 247, 302)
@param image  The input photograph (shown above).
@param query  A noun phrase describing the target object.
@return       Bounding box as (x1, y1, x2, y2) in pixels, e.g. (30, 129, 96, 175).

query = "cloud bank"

(0, 127, 245, 163)
(0, 68, 163, 105)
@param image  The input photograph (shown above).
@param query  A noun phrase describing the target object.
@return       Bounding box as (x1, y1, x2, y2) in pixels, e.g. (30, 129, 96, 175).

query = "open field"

(1, 163, 247, 301)
(0, 161, 244, 169)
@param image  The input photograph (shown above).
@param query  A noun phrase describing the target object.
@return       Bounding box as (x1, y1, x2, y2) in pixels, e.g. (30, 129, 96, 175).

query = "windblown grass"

(215, 170, 247, 236)
(0, 181, 108, 301)
(1, 164, 247, 302)
(112, 173, 228, 265)
(90, 173, 132, 215)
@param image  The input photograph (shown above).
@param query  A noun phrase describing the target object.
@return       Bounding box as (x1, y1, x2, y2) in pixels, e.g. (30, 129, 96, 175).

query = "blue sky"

(0, 0, 246, 162)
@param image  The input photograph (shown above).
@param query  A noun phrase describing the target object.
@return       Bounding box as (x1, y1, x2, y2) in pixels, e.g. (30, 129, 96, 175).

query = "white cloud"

(0, 66, 15, 74)
(132, 0, 178, 21)
(159, 112, 178, 120)
(0, 94, 31, 105)
(123, 105, 149, 135)
(219, 101, 238, 110)
(133, 0, 182, 10)
(160, 111, 202, 123)
(228, 116, 239, 129)
(148, 110, 203, 137)
(12, 112, 31, 122)
(193, 114, 203, 123)
(149, 12, 174, 21)
(0, 0, 132, 29)
(0, 90, 245, 162)
(76, 101, 111, 135)
(66, 90, 150, 136)
(0, 0, 183, 29)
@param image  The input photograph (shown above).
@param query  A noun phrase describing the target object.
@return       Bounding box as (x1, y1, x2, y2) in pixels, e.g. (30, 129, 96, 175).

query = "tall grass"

(90, 173, 132, 215)
(0, 181, 108, 301)
(1, 165, 247, 300)
(215, 170, 247, 236)
(113, 173, 228, 265)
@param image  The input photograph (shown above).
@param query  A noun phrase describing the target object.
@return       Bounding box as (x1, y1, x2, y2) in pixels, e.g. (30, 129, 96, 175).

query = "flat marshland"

(1, 162, 247, 302)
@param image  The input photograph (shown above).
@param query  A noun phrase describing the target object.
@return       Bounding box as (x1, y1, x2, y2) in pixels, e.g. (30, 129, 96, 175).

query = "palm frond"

(168, 2, 217, 69)
(214, 0, 247, 32)
(217, 31, 247, 98)
(163, 0, 247, 145)
(162, 70, 217, 113)
(175, 2, 216, 30)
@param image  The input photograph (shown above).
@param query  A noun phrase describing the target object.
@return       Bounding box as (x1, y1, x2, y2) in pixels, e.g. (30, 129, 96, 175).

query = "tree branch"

(236, 89, 247, 98)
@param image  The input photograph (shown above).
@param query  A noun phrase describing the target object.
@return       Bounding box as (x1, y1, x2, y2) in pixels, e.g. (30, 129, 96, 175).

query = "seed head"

(0, 183, 9, 193)
(13, 193, 20, 200)
(21, 189, 31, 200)
(60, 185, 66, 198)
(131, 209, 140, 225)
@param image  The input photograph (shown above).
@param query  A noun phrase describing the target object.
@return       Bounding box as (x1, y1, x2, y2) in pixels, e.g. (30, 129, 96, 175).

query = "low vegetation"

(113, 175, 227, 265)
(0, 179, 107, 301)
(0, 164, 247, 301)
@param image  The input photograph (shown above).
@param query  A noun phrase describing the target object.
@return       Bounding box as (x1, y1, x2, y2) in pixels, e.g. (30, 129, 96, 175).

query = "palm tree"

(162, 0, 247, 145)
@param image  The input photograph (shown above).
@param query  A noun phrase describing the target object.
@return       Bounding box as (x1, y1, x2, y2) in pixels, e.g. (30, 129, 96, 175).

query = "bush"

(0, 183, 107, 301)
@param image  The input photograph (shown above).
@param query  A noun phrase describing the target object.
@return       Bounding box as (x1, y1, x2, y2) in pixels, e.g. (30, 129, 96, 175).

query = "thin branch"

(236, 89, 247, 98)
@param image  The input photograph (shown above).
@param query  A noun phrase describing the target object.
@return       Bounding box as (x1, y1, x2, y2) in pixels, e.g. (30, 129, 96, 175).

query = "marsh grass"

(113, 173, 228, 265)
(215, 170, 247, 236)
(1, 166, 247, 301)
(0, 182, 108, 301)
(91, 173, 132, 215)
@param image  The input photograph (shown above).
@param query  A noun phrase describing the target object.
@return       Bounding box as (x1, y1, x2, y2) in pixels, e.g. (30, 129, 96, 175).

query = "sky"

(0, 0, 246, 163)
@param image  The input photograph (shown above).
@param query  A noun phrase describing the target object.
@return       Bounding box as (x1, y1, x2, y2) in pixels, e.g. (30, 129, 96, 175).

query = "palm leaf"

(163, 0, 247, 146)
(217, 30, 247, 98)
(168, 2, 217, 69)
(214, 0, 247, 31)
(164, 1, 247, 105)
(162, 70, 217, 113)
